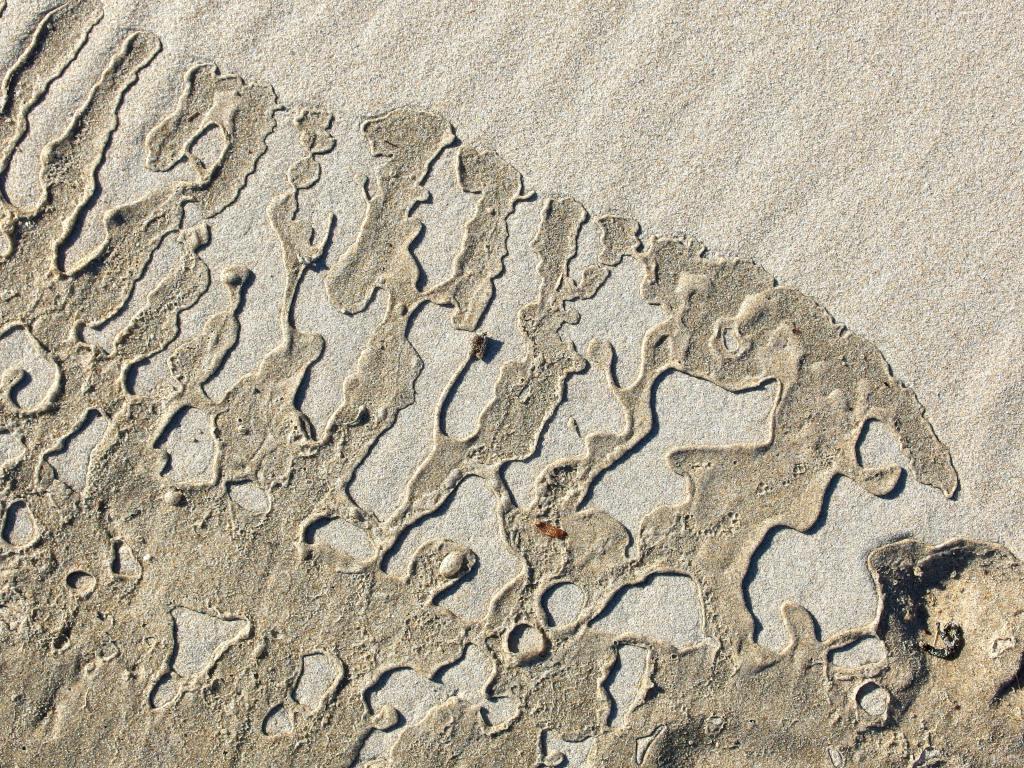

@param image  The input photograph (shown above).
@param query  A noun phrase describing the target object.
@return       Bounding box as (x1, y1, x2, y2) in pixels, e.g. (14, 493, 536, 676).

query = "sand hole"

(507, 623, 546, 663)
(636, 725, 667, 765)
(111, 540, 141, 578)
(360, 667, 446, 762)
(855, 681, 890, 718)
(65, 570, 96, 597)
(0, 327, 58, 410)
(126, 358, 166, 397)
(542, 732, 594, 767)
(189, 124, 227, 170)
(592, 574, 703, 648)
(830, 637, 886, 668)
(605, 643, 650, 726)
(47, 411, 109, 490)
(149, 673, 178, 709)
(51, 629, 71, 652)
(303, 516, 374, 562)
(293, 651, 342, 709)
(0, 431, 25, 468)
(542, 582, 586, 627)
(856, 419, 904, 469)
(573, 216, 603, 264)
(589, 374, 774, 536)
(1, 500, 36, 547)
(170, 607, 248, 679)
(482, 696, 517, 728)
(228, 481, 269, 514)
(437, 643, 491, 704)
(155, 406, 216, 485)
(722, 326, 741, 353)
(261, 704, 293, 736)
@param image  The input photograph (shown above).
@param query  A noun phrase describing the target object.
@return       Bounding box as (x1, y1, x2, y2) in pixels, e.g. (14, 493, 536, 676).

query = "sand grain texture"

(0, 2, 1021, 766)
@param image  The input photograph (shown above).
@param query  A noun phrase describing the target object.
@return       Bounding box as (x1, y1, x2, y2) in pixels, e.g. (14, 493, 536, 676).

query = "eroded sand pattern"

(0, 2, 1020, 766)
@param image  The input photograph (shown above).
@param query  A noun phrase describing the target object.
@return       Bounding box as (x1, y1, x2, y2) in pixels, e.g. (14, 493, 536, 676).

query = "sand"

(0, 1, 1021, 766)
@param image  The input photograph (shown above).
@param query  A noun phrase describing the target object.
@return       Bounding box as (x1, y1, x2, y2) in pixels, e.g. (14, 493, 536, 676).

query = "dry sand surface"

(0, 1, 1021, 766)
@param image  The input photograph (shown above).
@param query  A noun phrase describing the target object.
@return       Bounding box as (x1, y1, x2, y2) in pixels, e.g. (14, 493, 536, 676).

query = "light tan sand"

(0, 2, 1021, 766)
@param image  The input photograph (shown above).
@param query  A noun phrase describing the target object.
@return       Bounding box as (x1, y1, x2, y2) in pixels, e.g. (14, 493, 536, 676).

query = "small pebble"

(163, 490, 185, 506)
(439, 551, 465, 579)
(222, 266, 251, 287)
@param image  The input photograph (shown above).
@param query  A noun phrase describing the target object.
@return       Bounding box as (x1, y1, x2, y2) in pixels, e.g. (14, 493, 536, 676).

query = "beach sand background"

(1, 0, 1020, 661)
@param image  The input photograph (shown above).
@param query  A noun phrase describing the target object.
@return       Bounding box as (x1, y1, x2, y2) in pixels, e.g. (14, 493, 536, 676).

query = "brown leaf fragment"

(471, 333, 488, 360)
(535, 520, 567, 540)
